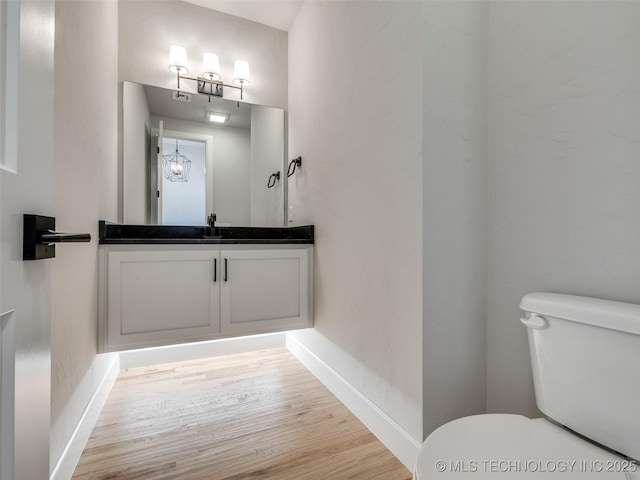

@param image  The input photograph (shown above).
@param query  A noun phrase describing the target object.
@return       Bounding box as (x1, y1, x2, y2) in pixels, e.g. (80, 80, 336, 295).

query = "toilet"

(414, 292, 640, 479)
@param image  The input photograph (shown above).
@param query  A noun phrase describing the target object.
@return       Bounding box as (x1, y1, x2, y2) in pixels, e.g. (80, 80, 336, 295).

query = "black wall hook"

(267, 171, 280, 188)
(287, 156, 302, 177)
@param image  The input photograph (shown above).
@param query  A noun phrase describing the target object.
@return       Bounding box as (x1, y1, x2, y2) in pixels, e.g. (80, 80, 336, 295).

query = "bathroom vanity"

(98, 222, 314, 352)
(105, 77, 310, 352)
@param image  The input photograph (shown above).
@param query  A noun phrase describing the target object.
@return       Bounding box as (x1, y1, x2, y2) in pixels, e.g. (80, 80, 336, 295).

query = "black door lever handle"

(40, 230, 91, 244)
(23, 214, 91, 260)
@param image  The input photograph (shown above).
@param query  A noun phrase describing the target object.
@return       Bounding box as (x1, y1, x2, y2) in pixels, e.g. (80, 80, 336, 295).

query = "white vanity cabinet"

(99, 245, 312, 352)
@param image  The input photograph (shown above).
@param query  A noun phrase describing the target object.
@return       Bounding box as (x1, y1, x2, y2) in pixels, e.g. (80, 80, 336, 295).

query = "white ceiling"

(143, 83, 252, 129)
(183, 0, 304, 32)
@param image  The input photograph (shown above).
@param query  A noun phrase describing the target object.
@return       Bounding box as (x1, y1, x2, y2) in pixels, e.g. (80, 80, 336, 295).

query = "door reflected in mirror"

(122, 81, 285, 227)
(161, 137, 205, 225)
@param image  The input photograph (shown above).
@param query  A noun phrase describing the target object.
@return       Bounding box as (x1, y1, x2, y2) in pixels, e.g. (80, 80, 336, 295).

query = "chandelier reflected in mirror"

(163, 139, 191, 182)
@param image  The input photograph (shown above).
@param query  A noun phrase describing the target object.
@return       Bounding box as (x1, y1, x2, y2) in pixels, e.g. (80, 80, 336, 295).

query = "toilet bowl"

(414, 414, 638, 479)
(414, 293, 640, 479)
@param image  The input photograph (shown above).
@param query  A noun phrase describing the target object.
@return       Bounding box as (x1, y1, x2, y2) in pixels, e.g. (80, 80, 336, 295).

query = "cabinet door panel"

(229, 257, 300, 323)
(221, 249, 309, 334)
(120, 259, 212, 334)
(107, 250, 220, 349)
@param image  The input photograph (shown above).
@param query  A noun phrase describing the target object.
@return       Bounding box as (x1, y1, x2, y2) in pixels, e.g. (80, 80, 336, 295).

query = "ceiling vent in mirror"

(172, 91, 192, 102)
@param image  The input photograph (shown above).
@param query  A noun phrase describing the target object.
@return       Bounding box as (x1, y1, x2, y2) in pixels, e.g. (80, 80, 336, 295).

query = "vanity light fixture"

(207, 111, 229, 124)
(168, 45, 250, 100)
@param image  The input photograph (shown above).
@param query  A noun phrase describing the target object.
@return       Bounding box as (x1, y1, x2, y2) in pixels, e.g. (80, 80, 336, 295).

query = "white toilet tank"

(520, 292, 640, 461)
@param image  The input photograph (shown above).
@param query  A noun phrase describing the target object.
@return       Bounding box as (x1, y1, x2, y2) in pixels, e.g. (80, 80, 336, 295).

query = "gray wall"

(288, 0, 424, 441)
(486, 1, 640, 415)
(118, 0, 288, 109)
(51, 0, 118, 472)
(422, 1, 489, 435)
(421, 1, 640, 421)
(250, 105, 284, 226)
(122, 81, 150, 224)
(287, 0, 640, 442)
(213, 127, 251, 226)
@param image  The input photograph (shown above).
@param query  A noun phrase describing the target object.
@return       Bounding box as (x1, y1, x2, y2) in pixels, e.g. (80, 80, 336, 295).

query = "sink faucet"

(207, 213, 216, 229)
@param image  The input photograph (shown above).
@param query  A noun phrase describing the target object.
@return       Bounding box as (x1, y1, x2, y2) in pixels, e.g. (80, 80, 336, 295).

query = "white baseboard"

(119, 332, 286, 370)
(285, 333, 421, 471)
(50, 353, 120, 480)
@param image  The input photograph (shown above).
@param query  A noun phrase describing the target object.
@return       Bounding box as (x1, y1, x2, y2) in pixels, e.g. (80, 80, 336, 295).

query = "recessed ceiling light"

(207, 111, 229, 123)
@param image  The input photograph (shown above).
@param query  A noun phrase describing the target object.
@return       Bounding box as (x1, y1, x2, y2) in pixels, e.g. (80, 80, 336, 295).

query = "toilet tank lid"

(520, 292, 640, 336)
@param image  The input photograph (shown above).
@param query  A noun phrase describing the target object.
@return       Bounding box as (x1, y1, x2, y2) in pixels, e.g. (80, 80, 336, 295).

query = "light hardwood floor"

(72, 348, 412, 480)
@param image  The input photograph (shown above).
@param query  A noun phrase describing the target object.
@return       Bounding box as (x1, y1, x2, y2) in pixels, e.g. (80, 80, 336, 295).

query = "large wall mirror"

(122, 81, 285, 227)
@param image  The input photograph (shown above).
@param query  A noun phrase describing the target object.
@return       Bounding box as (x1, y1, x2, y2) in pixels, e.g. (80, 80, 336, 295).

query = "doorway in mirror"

(161, 137, 206, 225)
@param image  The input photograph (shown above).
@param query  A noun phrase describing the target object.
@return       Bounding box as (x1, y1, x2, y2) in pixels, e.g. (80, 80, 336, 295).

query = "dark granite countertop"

(99, 221, 314, 245)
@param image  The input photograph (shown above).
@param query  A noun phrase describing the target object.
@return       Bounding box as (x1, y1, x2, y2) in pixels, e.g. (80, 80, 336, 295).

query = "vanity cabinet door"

(106, 250, 220, 350)
(220, 249, 310, 334)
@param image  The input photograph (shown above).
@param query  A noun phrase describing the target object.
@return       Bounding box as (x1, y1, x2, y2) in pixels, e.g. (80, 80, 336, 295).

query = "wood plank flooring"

(72, 348, 412, 480)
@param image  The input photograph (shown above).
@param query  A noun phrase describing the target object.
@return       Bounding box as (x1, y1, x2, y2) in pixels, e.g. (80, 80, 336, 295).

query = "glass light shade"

(202, 53, 221, 81)
(233, 60, 250, 87)
(169, 45, 188, 74)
